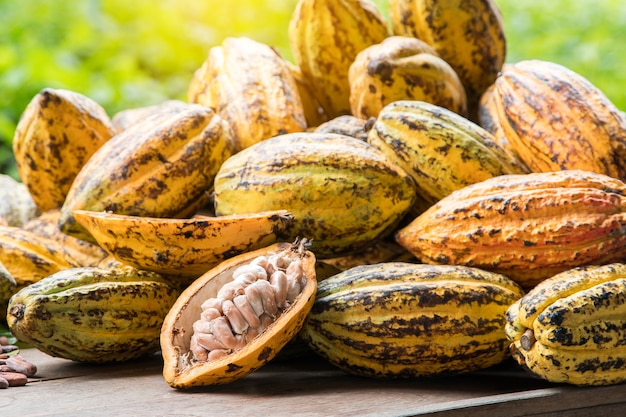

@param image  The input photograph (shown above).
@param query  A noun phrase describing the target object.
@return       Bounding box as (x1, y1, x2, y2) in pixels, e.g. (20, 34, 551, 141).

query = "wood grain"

(3, 348, 626, 417)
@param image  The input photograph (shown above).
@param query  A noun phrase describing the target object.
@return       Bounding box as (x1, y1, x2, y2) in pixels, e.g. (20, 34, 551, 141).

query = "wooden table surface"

(3, 347, 626, 417)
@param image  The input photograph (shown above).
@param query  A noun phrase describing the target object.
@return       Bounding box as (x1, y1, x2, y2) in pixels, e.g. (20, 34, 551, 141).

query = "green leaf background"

(1, 0, 624, 177)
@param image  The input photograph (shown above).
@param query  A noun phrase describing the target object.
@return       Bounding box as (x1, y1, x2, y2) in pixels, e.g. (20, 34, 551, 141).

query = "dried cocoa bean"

(6, 354, 37, 377)
(0, 345, 18, 354)
(0, 371, 27, 387)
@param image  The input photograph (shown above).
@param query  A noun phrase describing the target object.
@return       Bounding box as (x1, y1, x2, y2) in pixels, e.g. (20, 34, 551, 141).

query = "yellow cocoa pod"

(161, 241, 317, 387)
(22, 209, 108, 267)
(7, 266, 180, 363)
(213, 132, 417, 258)
(507, 263, 626, 386)
(349, 36, 468, 118)
(492, 60, 626, 179)
(285, 61, 328, 128)
(389, 0, 506, 120)
(0, 225, 80, 291)
(0, 174, 39, 227)
(72, 209, 294, 285)
(58, 104, 235, 242)
(111, 100, 189, 133)
(301, 262, 524, 378)
(289, 0, 390, 118)
(12, 88, 116, 211)
(188, 36, 307, 152)
(367, 100, 527, 210)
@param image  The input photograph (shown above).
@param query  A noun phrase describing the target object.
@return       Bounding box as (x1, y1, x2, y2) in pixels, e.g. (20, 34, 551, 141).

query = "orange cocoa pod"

(395, 170, 626, 289)
(491, 60, 626, 179)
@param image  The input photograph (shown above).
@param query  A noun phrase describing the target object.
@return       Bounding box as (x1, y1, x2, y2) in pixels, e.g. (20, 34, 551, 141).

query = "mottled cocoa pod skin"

(395, 170, 626, 289)
(301, 262, 524, 378)
(214, 132, 417, 258)
(188, 37, 307, 152)
(389, 0, 507, 121)
(492, 60, 626, 180)
(12, 88, 116, 212)
(6, 267, 180, 363)
(507, 263, 626, 386)
(58, 104, 235, 243)
(349, 36, 468, 119)
(366, 100, 527, 211)
(289, 0, 391, 119)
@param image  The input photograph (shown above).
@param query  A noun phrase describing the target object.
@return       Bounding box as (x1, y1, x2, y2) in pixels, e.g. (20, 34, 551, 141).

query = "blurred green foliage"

(1, 0, 624, 177)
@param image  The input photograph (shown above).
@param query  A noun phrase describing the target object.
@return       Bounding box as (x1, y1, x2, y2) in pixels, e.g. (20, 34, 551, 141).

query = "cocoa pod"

(289, 0, 390, 118)
(491, 60, 626, 179)
(12, 88, 116, 211)
(188, 37, 307, 152)
(389, 0, 506, 120)
(349, 36, 468, 118)
(366, 100, 527, 212)
(395, 170, 626, 289)
(58, 104, 234, 242)
(213, 132, 417, 258)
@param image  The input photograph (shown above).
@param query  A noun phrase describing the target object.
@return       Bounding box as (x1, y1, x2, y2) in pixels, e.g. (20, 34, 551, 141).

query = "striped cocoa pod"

(300, 262, 524, 378)
(59, 104, 235, 243)
(490, 60, 626, 179)
(289, 0, 391, 119)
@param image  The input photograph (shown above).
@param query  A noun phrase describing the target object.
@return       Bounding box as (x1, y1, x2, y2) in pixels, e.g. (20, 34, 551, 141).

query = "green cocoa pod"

(6, 266, 179, 363)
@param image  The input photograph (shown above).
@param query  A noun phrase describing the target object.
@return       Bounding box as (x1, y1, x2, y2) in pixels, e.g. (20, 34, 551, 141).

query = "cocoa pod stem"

(520, 329, 536, 350)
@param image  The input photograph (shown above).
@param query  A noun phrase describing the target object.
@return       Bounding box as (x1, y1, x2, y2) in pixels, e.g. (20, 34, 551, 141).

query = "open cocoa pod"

(160, 240, 317, 388)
